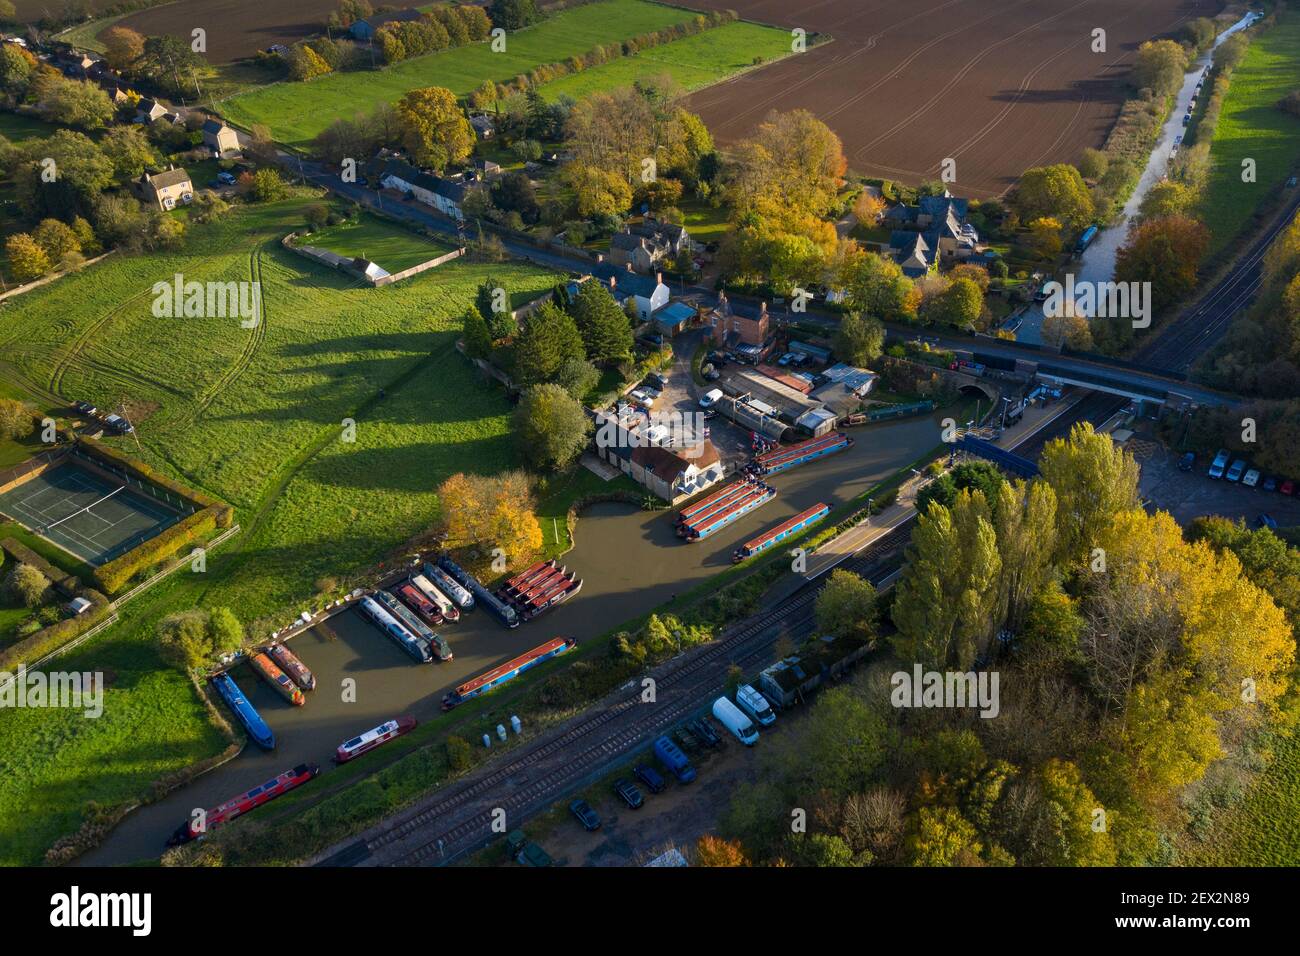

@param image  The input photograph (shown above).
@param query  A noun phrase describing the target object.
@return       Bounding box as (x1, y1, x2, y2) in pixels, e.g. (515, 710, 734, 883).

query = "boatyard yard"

(78, 409, 953, 865)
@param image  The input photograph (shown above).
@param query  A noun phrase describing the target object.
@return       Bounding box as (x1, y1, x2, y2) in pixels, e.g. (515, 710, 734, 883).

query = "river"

(1016, 10, 1263, 345)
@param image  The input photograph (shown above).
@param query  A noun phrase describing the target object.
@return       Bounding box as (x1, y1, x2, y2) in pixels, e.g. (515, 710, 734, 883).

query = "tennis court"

(0, 462, 186, 566)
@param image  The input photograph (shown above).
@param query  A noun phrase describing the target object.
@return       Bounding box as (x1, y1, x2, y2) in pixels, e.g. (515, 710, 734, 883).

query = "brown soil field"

(683, 0, 1222, 198)
(110, 0, 338, 64)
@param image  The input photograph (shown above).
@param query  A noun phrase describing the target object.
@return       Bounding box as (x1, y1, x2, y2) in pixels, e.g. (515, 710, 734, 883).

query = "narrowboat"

(442, 638, 576, 709)
(266, 642, 315, 691)
(334, 715, 418, 763)
(211, 672, 275, 750)
(167, 763, 318, 844)
(249, 652, 305, 706)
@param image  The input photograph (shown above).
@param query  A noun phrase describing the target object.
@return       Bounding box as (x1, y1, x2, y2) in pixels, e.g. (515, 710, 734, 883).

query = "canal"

(80, 409, 949, 864)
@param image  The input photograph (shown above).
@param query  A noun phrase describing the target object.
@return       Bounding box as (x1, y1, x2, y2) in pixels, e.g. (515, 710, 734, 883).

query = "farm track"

(47, 287, 157, 399)
(178, 245, 270, 427)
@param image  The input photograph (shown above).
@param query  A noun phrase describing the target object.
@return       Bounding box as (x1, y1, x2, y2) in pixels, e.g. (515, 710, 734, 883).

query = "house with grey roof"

(349, 8, 423, 40)
(377, 158, 468, 220)
(591, 261, 670, 321)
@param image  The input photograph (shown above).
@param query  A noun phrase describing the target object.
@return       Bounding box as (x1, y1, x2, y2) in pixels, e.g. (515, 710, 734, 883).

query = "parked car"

(704, 369, 721, 382)
(633, 763, 666, 794)
(736, 684, 776, 726)
(72, 400, 97, 416)
(1263, 475, 1278, 492)
(1281, 479, 1295, 496)
(699, 388, 724, 409)
(1256, 513, 1279, 530)
(568, 799, 601, 831)
(689, 717, 721, 748)
(1208, 449, 1230, 479)
(653, 735, 696, 783)
(505, 830, 553, 867)
(1226, 459, 1247, 482)
(613, 779, 644, 809)
(217, 171, 237, 185)
(645, 372, 668, 391)
(1243, 468, 1261, 488)
(1178, 452, 1195, 472)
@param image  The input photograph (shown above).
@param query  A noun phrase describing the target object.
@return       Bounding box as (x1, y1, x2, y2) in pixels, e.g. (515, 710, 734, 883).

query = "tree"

(157, 610, 211, 670)
(32, 218, 81, 263)
(1013, 164, 1093, 229)
(14, 130, 115, 222)
(1025, 216, 1062, 259)
(914, 460, 1006, 516)
(207, 607, 244, 657)
(328, 0, 373, 30)
(99, 125, 158, 180)
(0, 43, 34, 100)
(694, 836, 748, 867)
(835, 247, 919, 321)
(814, 569, 877, 643)
(437, 470, 543, 566)
(462, 305, 493, 360)
(568, 279, 632, 363)
(137, 35, 210, 99)
(0, 397, 34, 440)
(491, 170, 539, 224)
(1138, 179, 1194, 220)
(476, 277, 515, 341)
(514, 383, 591, 472)
(924, 276, 983, 329)
(853, 189, 885, 223)
(247, 168, 289, 203)
(891, 489, 1001, 669)
(1038, 422, 1139, 567)
(5, 232, 50, 281)
(833, 312, 884, 366)
(990, 479, 1058, 633)
(513, 303, 585, 386)
(1114, 214, 1209, 315)
(489, 0, 540, 30)
(552, 356, 599, 400)
(906, 805, 982, 867)
(287, 44, 332, 81)
(1077, 147, 1108, 181)
(1133, 39, 1188, 96)
(6, 563, 49, 608)
(565, 162, 632, 219)
(36, 76, 114, 129)
(102, 26, 145, 71)
(395, 86, 473, 170)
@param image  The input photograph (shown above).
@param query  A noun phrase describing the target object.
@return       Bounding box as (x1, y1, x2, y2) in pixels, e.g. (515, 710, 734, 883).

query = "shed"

(653, 300, 696, 335)
(796, 407, 838, 436)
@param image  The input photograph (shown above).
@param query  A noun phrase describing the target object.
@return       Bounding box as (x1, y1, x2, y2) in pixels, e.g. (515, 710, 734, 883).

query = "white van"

(735, 684, 775, 726)
(699, 388, 724, 409)
(712, 696, 759, 746)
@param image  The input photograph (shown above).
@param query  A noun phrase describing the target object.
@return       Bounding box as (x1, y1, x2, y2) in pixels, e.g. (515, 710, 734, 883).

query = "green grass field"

(220, 0, 702, 148)
(0, 111, 63, 145)
(536, 20, 792, 101)
(1198, 11, 1300, 253)
(1181, 711, 1300, 865)
(0, 197, 561, 862)
(300, 214, 456, 274)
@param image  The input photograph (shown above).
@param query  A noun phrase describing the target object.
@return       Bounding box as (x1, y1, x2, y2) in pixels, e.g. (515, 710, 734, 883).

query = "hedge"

(0, 588, 111, 671)
(74, 437, 234, 527)
(91, 507, 219, 595)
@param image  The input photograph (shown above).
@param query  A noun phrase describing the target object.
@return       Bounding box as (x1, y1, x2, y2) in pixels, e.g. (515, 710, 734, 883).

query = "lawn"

(220, 0, 702, 148)
(0, 196, 561, 862)
(1198, 11, 1300, 254)
(536, 20, 793, 102)
(680, 195, 730, 245)
(299, 214, 457, 274)
(0, 111, 63, 146)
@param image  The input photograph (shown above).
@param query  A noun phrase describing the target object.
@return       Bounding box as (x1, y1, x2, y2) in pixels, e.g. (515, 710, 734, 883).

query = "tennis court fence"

(0, 448, 69, 496)
(68, 448, 197, 517)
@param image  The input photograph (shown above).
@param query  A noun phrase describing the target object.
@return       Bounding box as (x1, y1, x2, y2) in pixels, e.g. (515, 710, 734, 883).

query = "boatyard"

(76, 407, 954, 865)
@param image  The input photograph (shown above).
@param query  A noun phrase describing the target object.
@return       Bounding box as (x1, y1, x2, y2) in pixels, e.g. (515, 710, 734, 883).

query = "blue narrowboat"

(212, 672, 275, 750)
(732, 503, 831, 562)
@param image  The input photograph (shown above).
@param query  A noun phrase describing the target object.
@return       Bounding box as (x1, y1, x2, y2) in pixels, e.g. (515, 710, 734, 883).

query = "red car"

(1282, 479, 1296, 496)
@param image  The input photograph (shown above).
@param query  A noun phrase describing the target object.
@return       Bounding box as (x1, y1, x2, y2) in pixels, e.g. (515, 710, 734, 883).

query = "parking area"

(1135, 439, 1300, 530)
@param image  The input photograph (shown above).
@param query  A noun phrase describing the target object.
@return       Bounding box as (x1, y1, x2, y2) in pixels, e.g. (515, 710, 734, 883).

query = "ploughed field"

(682, 0, 1215, 197)
(109, 0, 340, 65)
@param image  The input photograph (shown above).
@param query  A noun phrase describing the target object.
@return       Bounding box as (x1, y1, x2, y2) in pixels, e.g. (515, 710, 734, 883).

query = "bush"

(5, 563, 50, 608)
(0, 397, 36, 440)
(446, 735, 474, 774)
(92, 507, 219, 595)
